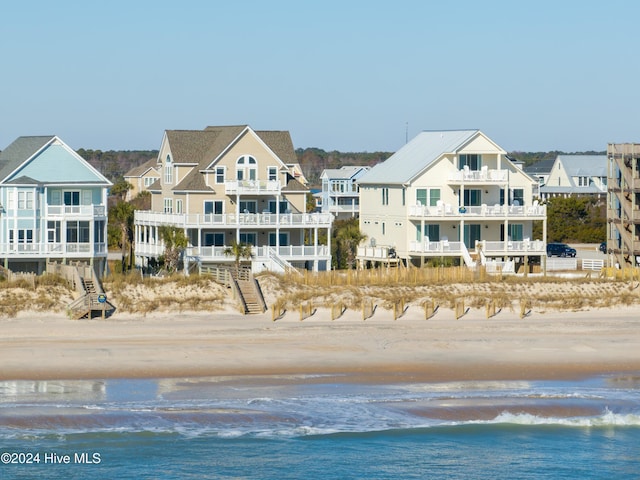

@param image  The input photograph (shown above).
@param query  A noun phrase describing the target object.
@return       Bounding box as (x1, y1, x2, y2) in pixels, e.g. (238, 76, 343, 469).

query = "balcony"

(47, 205, 107, 217)
(136, 243, 330, 263)
(448, 167, 508, 183)
(135, 211, 333, 229)
(408, 202, 546, 219)
(0, 242, 107, 257)
(408, 239, 544, 256)
(224, 180, 281, 195)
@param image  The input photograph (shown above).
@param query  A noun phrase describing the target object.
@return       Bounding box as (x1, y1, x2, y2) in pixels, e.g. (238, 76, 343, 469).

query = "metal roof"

(357, 130, 480, 185)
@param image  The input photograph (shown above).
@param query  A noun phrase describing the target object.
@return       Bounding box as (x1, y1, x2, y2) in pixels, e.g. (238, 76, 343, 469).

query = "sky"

(1, 0, 639, 153)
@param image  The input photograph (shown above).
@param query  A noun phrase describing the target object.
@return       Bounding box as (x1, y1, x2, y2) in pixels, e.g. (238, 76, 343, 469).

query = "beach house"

(540, 155, 607, 200)
(607, 143, 640, 268)
(133, 125, 333, 273)
(0, 136, 112, 274)
(356, 130, 547, 272)
(123, 157, 160, 201)
(319, 166, 370, 219)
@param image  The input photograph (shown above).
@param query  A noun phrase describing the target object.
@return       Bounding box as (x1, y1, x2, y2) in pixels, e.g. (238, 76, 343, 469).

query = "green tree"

(110, 179, 133, 201)
(332, 217, 367, 269)
(224, 241, 254, 272)
(158, 225, 189, 272)
(109, 201, 134, 270)
(545, 196, 606, 243)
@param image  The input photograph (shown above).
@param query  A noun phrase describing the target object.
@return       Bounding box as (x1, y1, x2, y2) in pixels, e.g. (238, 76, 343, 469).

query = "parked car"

(546, 243, 577, 258)
(599, 242, 607, 253)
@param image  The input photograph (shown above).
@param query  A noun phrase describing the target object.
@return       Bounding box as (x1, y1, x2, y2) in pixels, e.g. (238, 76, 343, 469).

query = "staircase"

(230, 267, 267, 315)
(59, 263, 114, 320)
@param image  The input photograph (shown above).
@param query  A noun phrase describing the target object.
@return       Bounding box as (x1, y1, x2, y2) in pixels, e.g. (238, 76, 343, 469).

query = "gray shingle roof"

(169, 126, 299, 192)
(124, 157, 159, 178)
(0, 136, 54, 181)
(358, 130, 480, 185)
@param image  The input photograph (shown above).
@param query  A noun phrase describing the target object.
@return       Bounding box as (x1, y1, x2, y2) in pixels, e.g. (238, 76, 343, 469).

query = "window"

(95, 220, 105, 243)
(500, 224, 524, 241)
(175, 199, 183, 214)
(416, 188, 440, 206)
(382, 222, 386, 235)
(66, 221, 90, 243)
(268, 166, 278, 181)
(463, 189, 482, 206)
(268, 200, 288, 214)
(402, 188, 406, 206)
(215, 167, 225, 184)
(17, 229, 33, 244)
(144, 177, 156, 187)
(239, 200, 257, 214)
(164, 155, 173, 185)
(236, 155, 257, 181)
(459, 154, 481, 170)
(47, 221, 61, 243)
(512, 188, 524, 206)
(239, 232, 257, 246)
(64, 191, 80, 206)
(163, 198, 173, 214)
(500, 188, 524, 206)
(204, 200, 223, 215)
(382, 188, 389, 205)
(429, 189, 441, 206)
(269, 232, 289, 246)
(17, 191, 34, 210)
(417, 224, 440, 241)
(7, 190, 14, 210)
(204, 232, 224, 247)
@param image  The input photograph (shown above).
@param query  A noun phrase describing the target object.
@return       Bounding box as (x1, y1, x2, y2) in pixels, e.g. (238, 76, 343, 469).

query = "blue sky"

(1, 0, 638, 153)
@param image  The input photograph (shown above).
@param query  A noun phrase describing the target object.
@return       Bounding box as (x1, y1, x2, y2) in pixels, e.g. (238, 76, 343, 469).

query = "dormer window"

(236, 155, 257, 181)
(164, 155, 173, 185)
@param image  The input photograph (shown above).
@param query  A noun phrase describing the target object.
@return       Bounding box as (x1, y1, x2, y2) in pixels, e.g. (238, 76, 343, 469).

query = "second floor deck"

(135, 210, 333, 229)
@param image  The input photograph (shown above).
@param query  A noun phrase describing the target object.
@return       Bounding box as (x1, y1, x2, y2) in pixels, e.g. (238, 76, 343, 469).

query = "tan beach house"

(0, 135, 111, 275)
(133, 125, 333, 273)
(357, 130, 547, 272)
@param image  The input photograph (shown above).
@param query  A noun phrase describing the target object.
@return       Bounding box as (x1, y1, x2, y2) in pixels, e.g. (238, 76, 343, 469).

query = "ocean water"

(1, 374, 640, 479)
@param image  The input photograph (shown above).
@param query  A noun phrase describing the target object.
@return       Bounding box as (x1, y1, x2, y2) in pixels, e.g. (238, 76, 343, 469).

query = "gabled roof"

(124, 157, 159, 178)
(0, 136, 54, 181)
(321, 166, 370, 180)
(524, 158, 555, 175)
(167, 125, 300, 193)
(0, 135, 111, 185)
(358, 130, 482, 185)
(555, 155, 607, 177)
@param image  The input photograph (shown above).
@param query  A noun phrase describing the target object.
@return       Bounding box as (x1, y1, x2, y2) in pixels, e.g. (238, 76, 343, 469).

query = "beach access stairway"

(201, 265, 267, 315)
(46, 262, 115, 320)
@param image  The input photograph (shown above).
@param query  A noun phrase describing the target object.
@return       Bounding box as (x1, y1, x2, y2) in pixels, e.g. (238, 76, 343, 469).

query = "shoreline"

(2, 306, 640, 383)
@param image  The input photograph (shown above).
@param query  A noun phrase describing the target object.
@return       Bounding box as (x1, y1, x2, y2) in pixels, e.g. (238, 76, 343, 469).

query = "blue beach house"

(0, 136, 112, 275)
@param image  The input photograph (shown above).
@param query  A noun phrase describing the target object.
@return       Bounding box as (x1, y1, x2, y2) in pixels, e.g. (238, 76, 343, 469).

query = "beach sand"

(1, 305, 639, 382)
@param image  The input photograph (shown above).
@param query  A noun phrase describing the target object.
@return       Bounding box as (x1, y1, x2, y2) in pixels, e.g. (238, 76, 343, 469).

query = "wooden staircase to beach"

(47, 262, 115, 320)
(231, 267, 267, 315)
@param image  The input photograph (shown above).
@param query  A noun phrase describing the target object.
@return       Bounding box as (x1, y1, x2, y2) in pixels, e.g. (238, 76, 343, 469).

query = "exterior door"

(463, 224, 481, 249)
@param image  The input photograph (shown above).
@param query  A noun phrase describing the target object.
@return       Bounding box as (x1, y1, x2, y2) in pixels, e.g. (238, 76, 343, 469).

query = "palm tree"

(109, 201, 134, 271)
(158, 225, 189, 272)
(224, 241, 254, 273)
(336, 219, 367, 269)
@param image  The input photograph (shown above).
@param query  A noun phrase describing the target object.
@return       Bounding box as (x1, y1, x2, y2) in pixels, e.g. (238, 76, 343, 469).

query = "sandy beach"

(2, 305, 640, 382)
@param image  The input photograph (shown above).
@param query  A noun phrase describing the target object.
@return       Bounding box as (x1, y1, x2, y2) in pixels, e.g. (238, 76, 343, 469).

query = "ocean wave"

(475, 408, 640, 428)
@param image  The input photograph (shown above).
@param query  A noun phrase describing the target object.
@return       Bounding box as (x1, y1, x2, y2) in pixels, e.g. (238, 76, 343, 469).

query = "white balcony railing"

(135, 211, 333, 228)
(224, 180, 281, 195)
(408, 240, 464, 254)
(172, 244, 330, 261)
(448, 168, 508, 183)
(47, 205, 107, 217)
(0, 242, 107, 256)
(408, 203, 546, 218)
